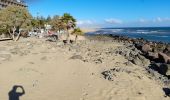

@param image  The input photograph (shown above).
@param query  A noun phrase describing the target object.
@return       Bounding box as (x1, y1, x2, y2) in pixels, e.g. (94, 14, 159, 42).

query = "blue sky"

(27, 0, 170, 28)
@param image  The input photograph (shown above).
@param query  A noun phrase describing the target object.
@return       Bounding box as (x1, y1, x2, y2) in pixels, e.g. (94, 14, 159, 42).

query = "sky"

(26, 0, 170, 28)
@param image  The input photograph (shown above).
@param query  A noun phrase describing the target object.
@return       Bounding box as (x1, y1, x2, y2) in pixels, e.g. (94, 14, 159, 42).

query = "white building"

(0, 0, 27, 9)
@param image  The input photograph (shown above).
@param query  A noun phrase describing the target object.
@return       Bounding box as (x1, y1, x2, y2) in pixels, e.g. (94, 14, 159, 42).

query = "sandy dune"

(0, 37, 169, 100)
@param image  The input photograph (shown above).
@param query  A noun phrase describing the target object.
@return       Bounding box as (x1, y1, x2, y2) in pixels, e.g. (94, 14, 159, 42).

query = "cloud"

(105, 18, 123, 24)
(153, 17, 163, 22)
(76, 20, 93, 25)
(76, 20, 101, 28)
(153, 17, 170, 23)
(76, 17, 170, 28)
(137, 17, 170, 24)
(128, 17, 170, 27)
(139, 18, 148, 23)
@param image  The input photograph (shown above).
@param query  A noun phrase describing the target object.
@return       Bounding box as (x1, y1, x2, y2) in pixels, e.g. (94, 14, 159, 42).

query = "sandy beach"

(0, 36, 169, 100)
(1, 0, 170, 99)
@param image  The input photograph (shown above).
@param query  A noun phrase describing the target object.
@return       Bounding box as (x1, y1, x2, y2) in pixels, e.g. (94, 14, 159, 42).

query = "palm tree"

(71, 28, 84, 43)
(61, 13, 76, 43)
(51, 15, 65, 37)
(46, 15, 52, 24)
(31, 18, 39, 28)
(38, 16, 46, 29)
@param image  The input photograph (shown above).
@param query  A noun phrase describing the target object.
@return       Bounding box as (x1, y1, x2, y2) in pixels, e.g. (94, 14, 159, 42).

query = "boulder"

(163, 88, 170, 97)
(165, 64, 170, 76)
(141, 44, 152, 53)
(148, 63, 160, 72)
(147, 52, 159, 61)
(132, 54, 150, 67)
(134, 43, 143, 50)
(101, 69, 114, 81)
(70, 55, 83, 60)
(149, 63, 170, 76)
(158, 52, 170, 63)
(94, 58, 102, 64)
(163, 47, 170, 57)
(159, 64, 169, 75)
(132, 56, 143, 66)
(168, 59, 170, 64)
(153, 43, 166, 52)
(138, 54, 150, 66)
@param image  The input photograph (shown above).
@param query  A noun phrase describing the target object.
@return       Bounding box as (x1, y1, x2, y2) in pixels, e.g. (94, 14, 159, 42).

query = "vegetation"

(31, 18, 39, 29)
(71, 28, 84, 42)
(51, 15, 65, 33)
(46, 15, 52, 23)
(31, 16, 48, 30)
(0, 6, 81, 43)
(0, 5, 32, 41)
(61, 13, 76, 43)
(50, 13, 77, 43)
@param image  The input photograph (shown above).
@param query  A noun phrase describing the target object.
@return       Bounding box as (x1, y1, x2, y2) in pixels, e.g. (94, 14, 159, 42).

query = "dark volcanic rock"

(163, 88, 170, 97)
(102, 69, 115, 81)
(70, 55, 83, 60)
(163, 47, 170, 57)
(148, 63, 161, 72)
(158, 52, 170, 64)
(142, 44, 152, 53)
(149, 63, 170, 77)
(132, 56, 142, 66)
(134, 43, 142, 50)
(138, 54, 150, 65)
(101, 67, 132, 81)
(94, 58, 103, 64)
(146, 66, 170, 84)
(168, 59, 170, 64)
(114, 44, 150, 67)
(147, 52, 159, 61)
(156, 43, 167, 52)
(159, 64, 169, 75)
(132, 54, 150, 67)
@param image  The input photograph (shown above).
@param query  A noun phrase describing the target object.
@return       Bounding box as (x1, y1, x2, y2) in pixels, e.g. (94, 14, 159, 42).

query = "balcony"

(0, 0, 27, 7)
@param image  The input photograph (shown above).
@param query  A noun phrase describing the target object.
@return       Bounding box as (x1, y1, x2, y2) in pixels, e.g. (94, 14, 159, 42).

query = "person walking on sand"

(8, 85, 25, 100)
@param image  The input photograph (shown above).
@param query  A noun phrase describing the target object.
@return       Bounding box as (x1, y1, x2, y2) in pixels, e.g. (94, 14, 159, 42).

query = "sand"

(0, 37, 169, 100)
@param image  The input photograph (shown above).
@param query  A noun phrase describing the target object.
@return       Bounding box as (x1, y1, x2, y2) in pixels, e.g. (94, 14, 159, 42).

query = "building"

(0, 0, 27, 9)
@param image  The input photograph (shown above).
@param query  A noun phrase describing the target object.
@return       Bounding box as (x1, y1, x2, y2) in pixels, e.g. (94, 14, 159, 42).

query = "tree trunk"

(15, 31, 21, 41)
(75, 35, 78, 43)
(66, 29, 70, 44)
(8, 29, 13, 39)
(58, 29, 60, 40)
(12, 26, 16, 41)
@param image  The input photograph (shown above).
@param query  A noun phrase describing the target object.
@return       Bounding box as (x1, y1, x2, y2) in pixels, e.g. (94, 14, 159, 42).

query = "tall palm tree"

(61, 13, 76, 43)
(71, 28, 84, 43)
(51, 15, 65, 37)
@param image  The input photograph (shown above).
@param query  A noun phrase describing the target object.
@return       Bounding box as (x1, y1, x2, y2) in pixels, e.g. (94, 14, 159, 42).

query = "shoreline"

(84, 27, 170, 44)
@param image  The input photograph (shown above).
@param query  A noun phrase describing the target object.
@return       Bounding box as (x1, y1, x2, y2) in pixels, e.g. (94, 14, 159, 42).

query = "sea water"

(86, 27, 170, 43)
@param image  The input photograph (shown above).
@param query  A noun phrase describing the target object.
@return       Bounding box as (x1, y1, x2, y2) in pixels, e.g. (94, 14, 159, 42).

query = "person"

(48, 30, 54, 36)
(8, 85, 25, 100)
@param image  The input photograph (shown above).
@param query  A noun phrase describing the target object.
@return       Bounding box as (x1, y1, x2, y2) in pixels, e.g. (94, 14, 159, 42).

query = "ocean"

(86, 27, 170, 43)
